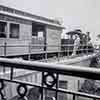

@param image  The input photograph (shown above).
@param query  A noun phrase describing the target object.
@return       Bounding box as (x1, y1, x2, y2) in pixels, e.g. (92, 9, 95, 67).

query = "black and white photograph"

(0, 0, 100, 100)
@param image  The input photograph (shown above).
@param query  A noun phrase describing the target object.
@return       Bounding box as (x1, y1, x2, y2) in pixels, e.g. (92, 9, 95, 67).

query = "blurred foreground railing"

(0, 58, 100, 100)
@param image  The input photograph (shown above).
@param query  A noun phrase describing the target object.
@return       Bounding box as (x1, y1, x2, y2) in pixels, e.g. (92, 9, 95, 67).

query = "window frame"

(9, 23, 20, 39)
(0, 21, 7, 38)
(59, 80, 68, 89)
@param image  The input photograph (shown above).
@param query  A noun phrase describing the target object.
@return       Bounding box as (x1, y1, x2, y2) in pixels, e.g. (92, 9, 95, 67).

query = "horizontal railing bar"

(0, 44, 97, 47)
(1, 78, 100, 99)
(58, 88, 100, 99)
(0, 54, 96, 71)
(55, 54, 96, 64)
(0, 54, 100, 80)
(0, 78, 41, 88)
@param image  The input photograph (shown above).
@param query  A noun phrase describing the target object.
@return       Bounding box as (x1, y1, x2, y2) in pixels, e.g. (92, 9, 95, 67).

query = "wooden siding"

(0, 14, 62, 56)
(46, 25, 62, 52)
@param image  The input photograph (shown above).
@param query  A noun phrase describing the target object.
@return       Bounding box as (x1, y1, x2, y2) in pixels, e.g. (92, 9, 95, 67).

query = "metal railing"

(0, 42, 98, 74)
(0, 42, 97, 60)
(0, 57, 100, 100)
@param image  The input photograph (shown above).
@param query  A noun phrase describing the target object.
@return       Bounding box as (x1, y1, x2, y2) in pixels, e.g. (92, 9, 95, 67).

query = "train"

(0, 5, 94, 60)
(61, 30, 94, 56)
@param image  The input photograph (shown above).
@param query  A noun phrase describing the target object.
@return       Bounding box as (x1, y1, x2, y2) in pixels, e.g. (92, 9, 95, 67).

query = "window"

(59, 80, 68, 89)
(10, 23, 19, 38)
(32, 23, 45, 38)
(38, 31, 43, 38)
(32, 31, 44, 38)
(32, 31, 37, 37)
(0, 21, 7, 38)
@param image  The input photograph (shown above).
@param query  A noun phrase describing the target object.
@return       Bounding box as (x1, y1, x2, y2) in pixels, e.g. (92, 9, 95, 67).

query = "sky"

(0, 0, 100, 43)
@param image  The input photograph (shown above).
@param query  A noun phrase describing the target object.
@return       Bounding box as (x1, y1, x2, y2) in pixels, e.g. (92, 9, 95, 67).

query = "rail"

(0, 42, 97, 60)
(0, 57, 100, 100)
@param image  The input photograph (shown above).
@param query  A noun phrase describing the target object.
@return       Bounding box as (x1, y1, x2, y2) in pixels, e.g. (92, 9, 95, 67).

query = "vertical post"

(45, 44, 47, 62)
(77, 80, 80, 100)
(3, 42, 7, 98)
(87, 45, 88, 55)
(82, 43, 84, 55)
(55, 74, 59, 100)
(86, 34, 89, 55)
(3, 42, 7, 72)
(28, 42, 31, 61)
(73, 94, 76, 100)
(4, 42, 7, 57)
(67, 38, 70, 58)
(58, 45, 60, 62)
(86, 33, 89, 55)
(67, 44, 69, 58)
(10, 67, 13, 80)
(77, 80, 80, 91)
(41, 72, 44, 100)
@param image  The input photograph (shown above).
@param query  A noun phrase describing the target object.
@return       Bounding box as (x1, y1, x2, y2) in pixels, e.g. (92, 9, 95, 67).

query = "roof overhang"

(0, 11, 65, 29)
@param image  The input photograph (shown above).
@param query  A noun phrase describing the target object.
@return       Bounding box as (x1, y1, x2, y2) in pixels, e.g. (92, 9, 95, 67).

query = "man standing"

(72, 35, 80, 56)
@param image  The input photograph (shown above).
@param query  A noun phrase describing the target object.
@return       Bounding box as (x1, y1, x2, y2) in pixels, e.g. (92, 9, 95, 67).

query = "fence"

(0, 42, 98, 60)
(0, 57, 100, 100)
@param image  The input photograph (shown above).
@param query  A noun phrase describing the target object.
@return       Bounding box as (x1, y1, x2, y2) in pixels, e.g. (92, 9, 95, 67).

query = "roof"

(66, 31, 82, 35)
(0, 5, 65, 29)
(66, 31, 85, 39)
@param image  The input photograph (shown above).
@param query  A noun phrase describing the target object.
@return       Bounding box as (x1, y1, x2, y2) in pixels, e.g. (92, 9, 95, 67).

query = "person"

(86, 32, 91, 42)
(72, 35, 80, 56)
(86, 32, 94, 53)
(79, 79, 96, 94)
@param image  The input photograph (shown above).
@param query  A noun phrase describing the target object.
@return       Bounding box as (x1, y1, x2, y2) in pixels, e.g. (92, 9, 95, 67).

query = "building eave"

(0, 11, 65, 29)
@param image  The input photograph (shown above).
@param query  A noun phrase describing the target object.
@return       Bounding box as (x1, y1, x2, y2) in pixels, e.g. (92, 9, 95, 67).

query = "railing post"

(3, 42, 7, 72)
(45, 44, 47, 62)
(3, 42, 7, 99)
(41, 72, 44, 100)
(58, 45, 60, 62)
(28, 42, 31, 61)
(86, 44, 88, 55)
(73, 94, 76, 100)
(10, 67, 14, 80)
(67, 44, 69, 58)
(4, 42, 6, 57)
(55, 74, 59, 100)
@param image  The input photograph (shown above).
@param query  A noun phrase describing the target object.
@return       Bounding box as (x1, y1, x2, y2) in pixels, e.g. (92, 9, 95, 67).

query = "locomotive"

(61, 30, 94, 56)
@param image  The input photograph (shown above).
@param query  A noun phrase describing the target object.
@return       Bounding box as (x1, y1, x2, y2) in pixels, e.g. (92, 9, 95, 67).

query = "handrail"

(0, 57, 100, 80)
(0, 57, 100, 100)
(58, 53, 96, 64)
(1, 78, 100, 99)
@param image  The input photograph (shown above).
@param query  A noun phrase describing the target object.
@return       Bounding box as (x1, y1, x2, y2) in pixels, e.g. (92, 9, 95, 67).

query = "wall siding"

(46, 25, 62, 52)
(0, 14, 32, 56)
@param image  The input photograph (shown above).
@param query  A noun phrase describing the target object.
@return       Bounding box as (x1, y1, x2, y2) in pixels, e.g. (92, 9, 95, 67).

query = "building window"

(59, 80, 68, 89)
(37, 31, 43, 38)
(10, 23, 19, 38)
(32, 31, 44, 38)
(32, 31, 37, 37)
(0, 21, 7, 38)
